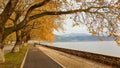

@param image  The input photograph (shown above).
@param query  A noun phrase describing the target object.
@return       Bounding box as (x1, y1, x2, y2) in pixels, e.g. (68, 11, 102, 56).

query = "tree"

(30, 19, 56, 42)
(0, 0, 120, 63)
(0, 0, 19, 63)
(10, 0, 62, 52)
(10, 1, 31, 52)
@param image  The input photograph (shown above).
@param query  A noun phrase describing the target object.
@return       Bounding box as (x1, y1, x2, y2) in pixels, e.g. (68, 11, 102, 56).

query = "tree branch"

(9, 18, 15, 22)
(24, 0, 50, 20)
(4, 0, 50, 37)
(4, 3, 114, 38)
(0, 0, 19, 24)
(29, 6, 113, 21)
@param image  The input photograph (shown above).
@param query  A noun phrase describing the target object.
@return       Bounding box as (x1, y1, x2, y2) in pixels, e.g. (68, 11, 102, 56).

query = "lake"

(41, 41, 120, 58)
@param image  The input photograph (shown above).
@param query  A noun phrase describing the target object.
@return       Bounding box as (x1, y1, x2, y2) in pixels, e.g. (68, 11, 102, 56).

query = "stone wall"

(41, 45, 120, 67)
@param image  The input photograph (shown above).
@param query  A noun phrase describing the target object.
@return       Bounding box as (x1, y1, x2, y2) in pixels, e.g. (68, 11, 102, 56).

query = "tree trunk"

(0, 33, 5, 63)
(11, 30, 21, 53)
(11, 40, 20, 53)
(24, 33, 30, 43)
(0, 49, 5, 63)
(0, 43, 5, 63)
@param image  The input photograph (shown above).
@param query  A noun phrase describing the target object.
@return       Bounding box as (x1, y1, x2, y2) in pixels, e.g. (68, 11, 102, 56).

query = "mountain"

(54, 33, 114, 42)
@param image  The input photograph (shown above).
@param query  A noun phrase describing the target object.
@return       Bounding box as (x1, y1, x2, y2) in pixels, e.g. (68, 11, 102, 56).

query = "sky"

(53, 18, 90, 35)
(53, 0, 117, 35)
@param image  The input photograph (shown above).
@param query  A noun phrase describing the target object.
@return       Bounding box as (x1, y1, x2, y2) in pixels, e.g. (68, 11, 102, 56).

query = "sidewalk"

(23, 46, 62, 68)
(4, 45, 13, 53)
(37, 45, 113, 68)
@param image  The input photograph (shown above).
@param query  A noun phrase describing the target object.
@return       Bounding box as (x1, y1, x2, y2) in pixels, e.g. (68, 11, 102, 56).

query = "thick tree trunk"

(0, 33, 5, 63)
(0, 49, 5, 63)
(0, 43, 5, 63)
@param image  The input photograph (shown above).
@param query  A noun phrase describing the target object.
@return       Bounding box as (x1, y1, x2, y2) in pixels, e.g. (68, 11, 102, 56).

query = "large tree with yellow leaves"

(0, 0, 120, 63)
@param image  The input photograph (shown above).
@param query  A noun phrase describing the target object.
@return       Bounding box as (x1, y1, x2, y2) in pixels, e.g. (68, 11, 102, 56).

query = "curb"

(20, 46, 29, 68)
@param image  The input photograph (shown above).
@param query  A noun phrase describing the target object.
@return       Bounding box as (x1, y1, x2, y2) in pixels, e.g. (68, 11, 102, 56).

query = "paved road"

(23, 46, 62, 68)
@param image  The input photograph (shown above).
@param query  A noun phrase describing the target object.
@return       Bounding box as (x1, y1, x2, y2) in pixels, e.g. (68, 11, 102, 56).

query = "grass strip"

(0, 46, 29, 68)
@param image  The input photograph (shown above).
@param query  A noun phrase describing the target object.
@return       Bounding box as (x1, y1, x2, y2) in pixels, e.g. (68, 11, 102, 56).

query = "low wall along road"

(41, 44, 120, 68)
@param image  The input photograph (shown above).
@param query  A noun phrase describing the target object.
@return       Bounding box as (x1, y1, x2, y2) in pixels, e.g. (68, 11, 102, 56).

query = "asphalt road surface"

(23, 46, 62, 68)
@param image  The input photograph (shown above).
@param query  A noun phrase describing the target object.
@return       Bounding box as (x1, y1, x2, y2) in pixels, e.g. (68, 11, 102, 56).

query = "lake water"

(41, 41, 120, 58)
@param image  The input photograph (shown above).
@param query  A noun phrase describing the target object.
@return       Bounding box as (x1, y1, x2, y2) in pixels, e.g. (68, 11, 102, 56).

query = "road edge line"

(20, 46, 29, 68)
(37, 46, 66, 68)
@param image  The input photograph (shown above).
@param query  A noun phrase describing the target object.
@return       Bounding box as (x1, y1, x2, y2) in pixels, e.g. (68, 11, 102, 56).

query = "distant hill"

(54, 33, 114, 42)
